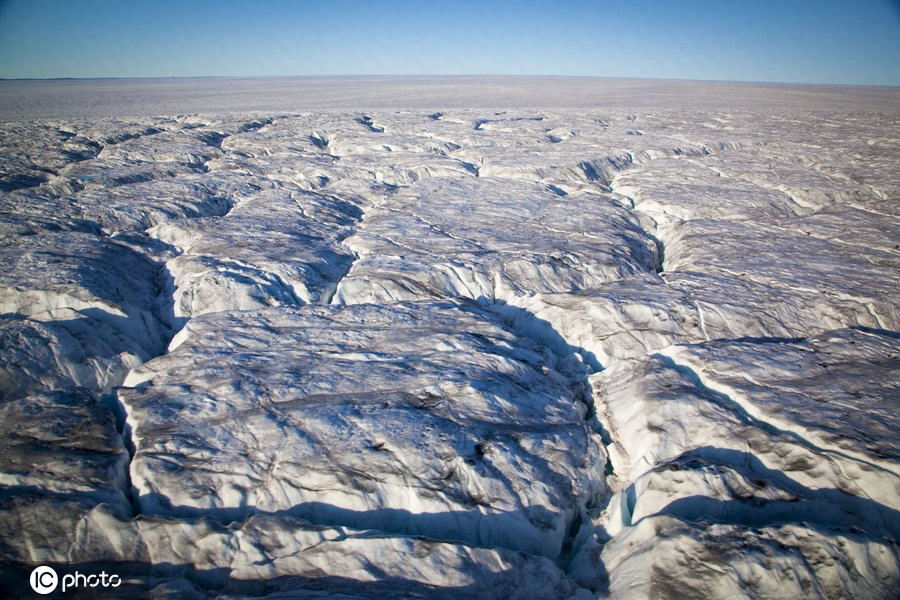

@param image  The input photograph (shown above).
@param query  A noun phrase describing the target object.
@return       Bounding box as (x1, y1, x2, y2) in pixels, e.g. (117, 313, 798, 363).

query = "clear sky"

(0, 0, 898, 85)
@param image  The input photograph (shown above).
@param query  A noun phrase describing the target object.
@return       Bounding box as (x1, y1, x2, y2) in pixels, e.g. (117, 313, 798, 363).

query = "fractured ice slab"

(157, 187, 361, 317)
(613, 158, 803, 223)
(0, 389, 130, 503)
(584, 328, 900, 594)
(0, 231, 173, 358)
(120, 300, 607, 561)
(334, 177, 659, 304)
(0, 498, 575, 599)
(0, 312, 143, 399)
(587, 516, 900, 600)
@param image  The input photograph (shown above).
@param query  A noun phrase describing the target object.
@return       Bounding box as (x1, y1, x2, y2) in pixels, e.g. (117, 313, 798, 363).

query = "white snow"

(0, 77, 898, 598)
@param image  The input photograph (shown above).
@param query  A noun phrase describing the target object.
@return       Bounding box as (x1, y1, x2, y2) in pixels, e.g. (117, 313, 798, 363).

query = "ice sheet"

(1, 78, 898, 598)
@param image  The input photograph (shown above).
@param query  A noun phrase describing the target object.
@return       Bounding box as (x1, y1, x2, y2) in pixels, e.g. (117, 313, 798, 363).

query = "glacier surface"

(0, 78, 899, 598)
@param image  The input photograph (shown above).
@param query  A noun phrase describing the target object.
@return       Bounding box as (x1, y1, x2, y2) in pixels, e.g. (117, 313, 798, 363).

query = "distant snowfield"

(1, 77, 899, 599)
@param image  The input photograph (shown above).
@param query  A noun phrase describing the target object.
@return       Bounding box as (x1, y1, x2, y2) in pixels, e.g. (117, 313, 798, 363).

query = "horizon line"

(1, 74, 898, 90)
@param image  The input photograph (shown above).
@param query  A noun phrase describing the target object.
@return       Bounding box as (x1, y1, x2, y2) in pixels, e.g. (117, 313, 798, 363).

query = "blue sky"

(0, 0, 898, 84)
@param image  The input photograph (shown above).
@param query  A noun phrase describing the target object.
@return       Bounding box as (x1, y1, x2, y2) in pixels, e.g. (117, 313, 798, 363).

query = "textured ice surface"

(332, 177, 659, 304)
(1, 78, 899, 598)
(121, 301, 606, 561)
(160, 187, 360, 317)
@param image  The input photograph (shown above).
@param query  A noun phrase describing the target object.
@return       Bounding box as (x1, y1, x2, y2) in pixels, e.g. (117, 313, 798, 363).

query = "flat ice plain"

(1, 77, 899, 598)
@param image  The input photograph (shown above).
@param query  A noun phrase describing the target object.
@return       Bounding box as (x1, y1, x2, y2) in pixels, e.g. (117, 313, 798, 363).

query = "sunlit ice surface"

(1, 77, 899, 599)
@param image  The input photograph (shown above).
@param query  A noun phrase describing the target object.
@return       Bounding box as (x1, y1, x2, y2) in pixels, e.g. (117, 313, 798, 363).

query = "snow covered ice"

(0, 77, 899, 598)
